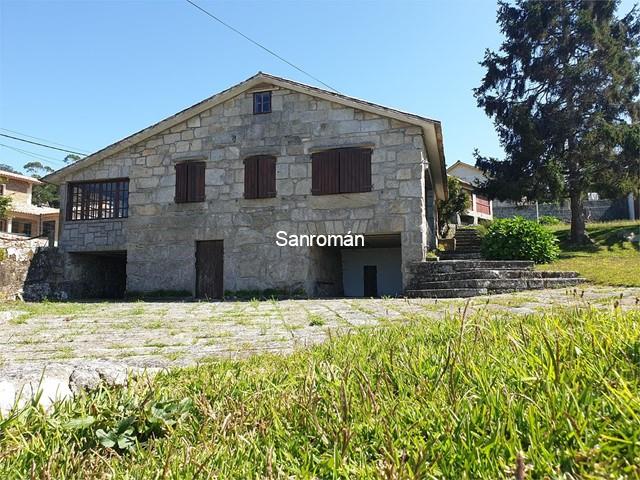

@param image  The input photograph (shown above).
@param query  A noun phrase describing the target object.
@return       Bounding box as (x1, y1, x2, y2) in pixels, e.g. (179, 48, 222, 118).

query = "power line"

(0, 128, 90, 155)
(0, 133, 87, 156)
(183, 0, 341, 93)
(0, 142, 66, 167)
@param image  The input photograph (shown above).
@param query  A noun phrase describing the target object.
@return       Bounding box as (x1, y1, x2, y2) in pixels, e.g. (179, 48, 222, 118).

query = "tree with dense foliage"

(0, 175, 11, 219)
(438, 176, 471, 235)
(474, 0, 640, 245)
(23, 161, 58, 207)
(0, 196, 10, 219)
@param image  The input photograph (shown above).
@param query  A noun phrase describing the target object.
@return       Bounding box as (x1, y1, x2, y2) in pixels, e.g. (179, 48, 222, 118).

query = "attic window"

(253, 91, 272, 114)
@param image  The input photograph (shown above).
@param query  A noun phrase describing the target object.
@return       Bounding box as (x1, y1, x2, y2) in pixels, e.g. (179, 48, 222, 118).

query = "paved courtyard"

(2, 285, 639, 381)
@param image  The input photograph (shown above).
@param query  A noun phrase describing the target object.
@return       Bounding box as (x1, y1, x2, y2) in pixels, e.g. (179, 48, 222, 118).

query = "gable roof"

(44, 72, 448, 199)
(447, 160, 484, 175)
(0, 169, 42, 185)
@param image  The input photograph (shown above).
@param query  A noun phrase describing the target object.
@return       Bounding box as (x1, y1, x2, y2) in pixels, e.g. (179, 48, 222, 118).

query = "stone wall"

(0, 236, 49, 300)
(493, 198, 632, 222)
(60, 218, 126, 252)
(0, 234, 127, 301)
(57, 86, 436, 295)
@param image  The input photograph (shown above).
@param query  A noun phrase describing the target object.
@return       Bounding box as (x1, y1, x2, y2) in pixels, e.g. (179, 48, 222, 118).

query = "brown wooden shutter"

(339, 148, 372, 193)
(244, 157, 259, 199)
(176, 162, 205, 203)
(258, 156, 277, 198)
(175, 163, 188, 203)
(311, 150, 339, 195)
(189, 162, 206, 202)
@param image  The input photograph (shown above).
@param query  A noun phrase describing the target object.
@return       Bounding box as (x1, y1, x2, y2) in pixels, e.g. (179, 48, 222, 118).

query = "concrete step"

(539, 270, 581, 278)
(540, 277, 586, 288)
(411, 260, 535, 273)
(406, 288, 489, 298)
(438, 253, 484, 260)
(410, 278, 560, 291)
(409, 269, 579, 284)
(405, 277, 585, 298)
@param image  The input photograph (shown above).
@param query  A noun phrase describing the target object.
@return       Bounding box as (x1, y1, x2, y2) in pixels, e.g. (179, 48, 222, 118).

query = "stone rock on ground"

(0, 361, 160, 416)
(69, 368, 101, 392)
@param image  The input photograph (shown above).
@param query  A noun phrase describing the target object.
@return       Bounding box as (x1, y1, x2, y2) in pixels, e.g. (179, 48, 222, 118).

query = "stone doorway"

(67, 251, 127, 299)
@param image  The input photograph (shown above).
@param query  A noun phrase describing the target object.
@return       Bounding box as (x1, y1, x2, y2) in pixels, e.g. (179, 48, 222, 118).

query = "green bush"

(481, 216, 560, 263)
(538, 215, 562, 225)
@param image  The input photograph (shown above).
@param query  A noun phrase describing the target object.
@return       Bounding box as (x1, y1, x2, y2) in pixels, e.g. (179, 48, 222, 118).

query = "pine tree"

(475, 0, 640, 244)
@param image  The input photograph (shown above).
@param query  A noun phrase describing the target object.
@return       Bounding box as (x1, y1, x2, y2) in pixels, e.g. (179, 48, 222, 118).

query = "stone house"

(0, 169, 59, 242)
(446, 161, 493, 225)
(43, 73, 448, 299)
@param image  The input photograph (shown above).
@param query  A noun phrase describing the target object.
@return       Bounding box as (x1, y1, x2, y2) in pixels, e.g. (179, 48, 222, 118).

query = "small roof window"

(253, 91, 272, 114)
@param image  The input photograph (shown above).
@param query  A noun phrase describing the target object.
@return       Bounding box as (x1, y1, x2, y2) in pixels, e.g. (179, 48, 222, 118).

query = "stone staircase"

(406, 260, 585, 298)
(439, 227, 483, 260)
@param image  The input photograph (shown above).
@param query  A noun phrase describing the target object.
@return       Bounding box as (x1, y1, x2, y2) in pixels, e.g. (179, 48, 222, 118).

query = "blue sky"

(0, 0, 637, 174)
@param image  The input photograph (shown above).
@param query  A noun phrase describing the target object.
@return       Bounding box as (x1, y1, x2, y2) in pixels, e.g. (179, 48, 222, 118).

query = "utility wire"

(0, 133, 86, 156)
(184, 0, 341, 93)
(0, 142, 66, 166)
(0, 127, 90, 155)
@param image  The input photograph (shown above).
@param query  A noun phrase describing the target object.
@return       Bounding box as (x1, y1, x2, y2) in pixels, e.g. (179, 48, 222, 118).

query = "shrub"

(538, 215, 562, 226)
(437, 177, 470, 235)
(481, 216, 560, 263)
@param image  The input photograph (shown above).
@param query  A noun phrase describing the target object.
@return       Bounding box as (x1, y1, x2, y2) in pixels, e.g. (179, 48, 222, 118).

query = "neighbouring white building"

(446, 161, 492, 224)
(0, 169, 59, 242)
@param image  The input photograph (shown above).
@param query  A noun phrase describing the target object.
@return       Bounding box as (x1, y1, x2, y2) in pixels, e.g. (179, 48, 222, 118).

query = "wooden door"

(363, 265, 378, 297)
(196, 240, 223, 299)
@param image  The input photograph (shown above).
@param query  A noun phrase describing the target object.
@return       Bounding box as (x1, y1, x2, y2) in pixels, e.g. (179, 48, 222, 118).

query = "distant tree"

(474, 0, 640, 245)
(64, 154, 83, 164)
(0, 174, 11, 218)
(23, 161, 58, 207)
(0, 163, 20, 174)
(438, 177, 471, 235)
(0, 195, 11, 219)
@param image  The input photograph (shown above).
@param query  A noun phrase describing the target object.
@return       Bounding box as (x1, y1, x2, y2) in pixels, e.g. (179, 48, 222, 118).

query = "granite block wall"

(57, 86, 436, 295)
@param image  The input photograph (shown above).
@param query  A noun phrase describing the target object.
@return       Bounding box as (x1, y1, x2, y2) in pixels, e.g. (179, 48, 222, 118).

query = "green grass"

(1, 307, 639, 478)
(538, 220, 640, 286)
(307, 312, 326, 327)
(0, 300, 92, 318)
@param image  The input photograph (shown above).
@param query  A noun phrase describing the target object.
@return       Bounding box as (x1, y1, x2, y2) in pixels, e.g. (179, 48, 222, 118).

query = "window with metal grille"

(311, 148, 372, 195)
(66, 179, 129, 221)
(253, 91, 272, 114)
(175, 161, 206, 203)
(244, 155, 276, 199)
